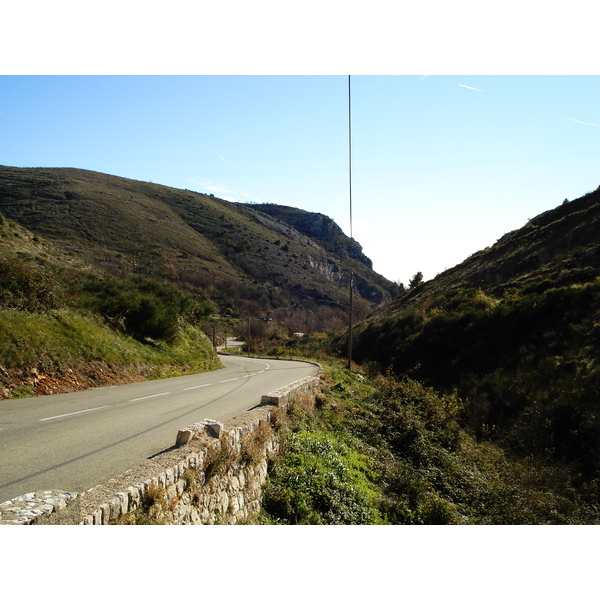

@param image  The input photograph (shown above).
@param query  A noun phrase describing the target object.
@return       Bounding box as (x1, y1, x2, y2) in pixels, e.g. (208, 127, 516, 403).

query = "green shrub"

(0, 256, 63, 311)
(72, 273, 209, 343)
(318, 367, 593, 524)
(263, 430, 382, 524)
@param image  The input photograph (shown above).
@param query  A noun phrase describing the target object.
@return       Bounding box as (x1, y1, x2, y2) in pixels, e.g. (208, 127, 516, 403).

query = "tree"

(409, 271, 424, 289)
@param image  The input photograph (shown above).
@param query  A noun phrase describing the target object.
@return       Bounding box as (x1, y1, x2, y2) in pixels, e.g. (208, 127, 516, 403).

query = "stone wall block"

(227, 429, 239, 446)
(229, 494, 240, 515)
(108, 497, 121, 521)
(228, 476, 240, 494)
(129, 485, 141, 510)
(176, 428, 194, 446)
(165, 467, 175, 487)
(100, 504, 110, 525)
(116, 492, 129, 515)
(237, 491, 245, 510)
(218, 491, 229, 515)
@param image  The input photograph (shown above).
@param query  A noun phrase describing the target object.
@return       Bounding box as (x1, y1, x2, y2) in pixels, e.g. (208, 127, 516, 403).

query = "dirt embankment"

(0, 362, 148, 400)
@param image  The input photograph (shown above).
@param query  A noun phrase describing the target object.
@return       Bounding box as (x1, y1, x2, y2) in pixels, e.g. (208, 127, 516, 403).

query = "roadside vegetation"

(257, 357, 598, 524)
(0, 239, 220, 397)
(350, 282, 600, 493)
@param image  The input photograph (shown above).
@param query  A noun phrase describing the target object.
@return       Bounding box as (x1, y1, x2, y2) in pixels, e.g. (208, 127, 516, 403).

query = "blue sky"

(1, 74, 598, 285)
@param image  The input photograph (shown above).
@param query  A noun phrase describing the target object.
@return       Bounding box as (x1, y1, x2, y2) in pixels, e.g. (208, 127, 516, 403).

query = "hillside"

(0, 166, 398, 316)
(0, 212, 222, 398)
(349, 185, 600, 497)
(389, 184, 600, 309)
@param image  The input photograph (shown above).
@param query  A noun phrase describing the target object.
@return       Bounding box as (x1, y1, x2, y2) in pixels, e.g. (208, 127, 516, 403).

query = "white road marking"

(37, 363, 276, 420)
(129, 392, 171, 403)
(40, 405, 109, 422)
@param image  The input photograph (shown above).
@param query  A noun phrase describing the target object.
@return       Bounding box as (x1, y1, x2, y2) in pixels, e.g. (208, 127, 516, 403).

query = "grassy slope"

(391, 186, 600, 307)
(0, 215, 220, 398)
(0, 309, 221, 398)
(0, 166, 397, 311)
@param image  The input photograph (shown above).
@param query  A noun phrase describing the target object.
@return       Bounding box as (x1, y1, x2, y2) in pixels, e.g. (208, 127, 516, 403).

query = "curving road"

(0, 353, 319, 503)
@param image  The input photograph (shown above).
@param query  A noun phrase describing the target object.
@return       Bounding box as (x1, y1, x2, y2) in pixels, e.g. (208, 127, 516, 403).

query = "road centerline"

(129, 392, 171, 403)
(183, 383, 212, 391)
(39, 405, 109, 422)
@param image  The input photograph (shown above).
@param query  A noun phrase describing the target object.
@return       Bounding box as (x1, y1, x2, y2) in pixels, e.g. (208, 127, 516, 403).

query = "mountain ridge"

(381, 184, 600, 314)
(0, 165, 398, 315)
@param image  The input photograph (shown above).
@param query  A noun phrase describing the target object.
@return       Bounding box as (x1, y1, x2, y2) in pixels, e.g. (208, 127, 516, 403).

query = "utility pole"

(348, 273, 354, 370)
(347, 74, 354, 371)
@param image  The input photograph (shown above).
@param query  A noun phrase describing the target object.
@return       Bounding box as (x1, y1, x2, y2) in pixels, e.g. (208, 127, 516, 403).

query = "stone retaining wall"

(82, 409, 277, 525)
(2, 368, 321, 525)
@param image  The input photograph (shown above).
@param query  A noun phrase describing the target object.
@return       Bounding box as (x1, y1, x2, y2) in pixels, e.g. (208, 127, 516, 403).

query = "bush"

(263, 430, 382, 524)
(0, 256, 63, 311)
(72, 273, 209, 343)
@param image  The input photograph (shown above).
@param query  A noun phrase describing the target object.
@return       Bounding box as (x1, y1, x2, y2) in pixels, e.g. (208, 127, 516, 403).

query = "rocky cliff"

(240, 203, 373, 268)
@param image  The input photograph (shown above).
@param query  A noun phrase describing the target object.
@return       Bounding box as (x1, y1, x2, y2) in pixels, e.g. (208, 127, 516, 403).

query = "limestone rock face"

(246, 203, 373, 268)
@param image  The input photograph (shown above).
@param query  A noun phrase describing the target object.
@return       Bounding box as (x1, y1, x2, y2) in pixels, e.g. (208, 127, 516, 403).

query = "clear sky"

(1, 74, 598, 285)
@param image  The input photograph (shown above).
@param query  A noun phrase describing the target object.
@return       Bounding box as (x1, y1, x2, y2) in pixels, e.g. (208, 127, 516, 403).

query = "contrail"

(557, 114, 599, 127)
(458, 84, 484, 92)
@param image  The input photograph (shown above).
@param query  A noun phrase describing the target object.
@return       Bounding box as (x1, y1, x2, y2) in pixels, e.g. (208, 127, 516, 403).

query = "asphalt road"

(0, 354, 319, 503)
